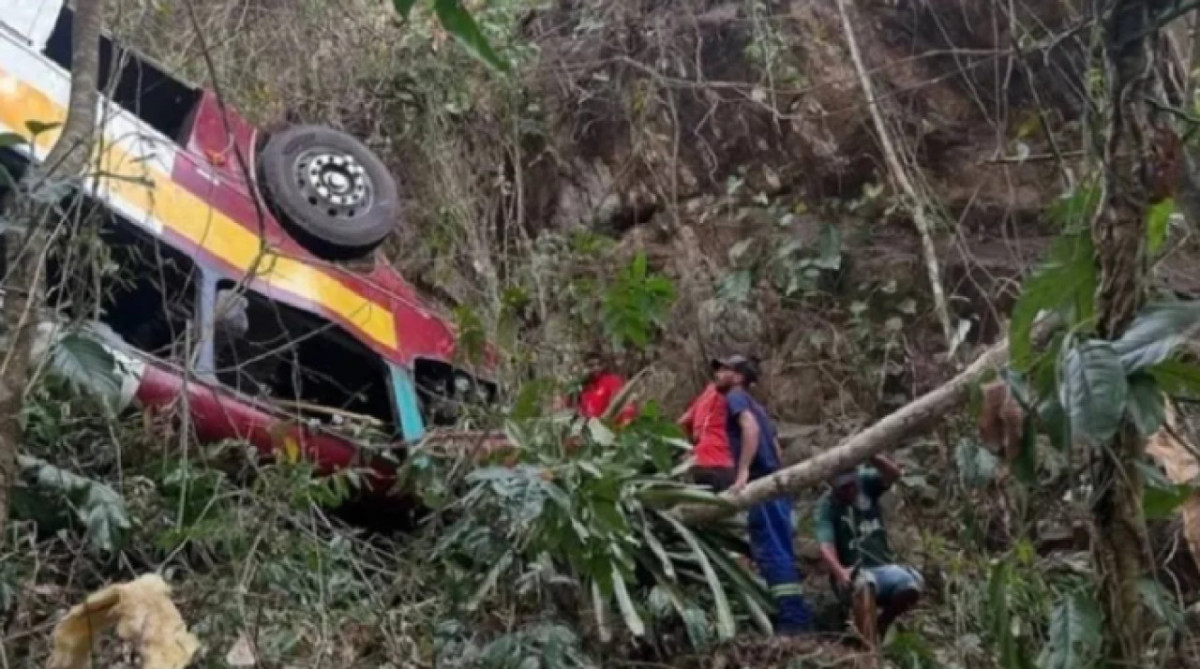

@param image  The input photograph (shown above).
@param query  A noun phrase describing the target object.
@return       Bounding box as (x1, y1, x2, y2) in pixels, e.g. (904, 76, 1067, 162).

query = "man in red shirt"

(575, 351, 637, 425)
(678, 375, 735, 491)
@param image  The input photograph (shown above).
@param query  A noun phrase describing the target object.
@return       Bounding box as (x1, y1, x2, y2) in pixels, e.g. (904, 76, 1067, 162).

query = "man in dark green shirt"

(814, 454, 922, 637)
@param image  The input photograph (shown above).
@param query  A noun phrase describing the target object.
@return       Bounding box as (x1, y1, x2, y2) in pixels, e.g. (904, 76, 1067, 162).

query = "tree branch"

(836, 0, 956, 352)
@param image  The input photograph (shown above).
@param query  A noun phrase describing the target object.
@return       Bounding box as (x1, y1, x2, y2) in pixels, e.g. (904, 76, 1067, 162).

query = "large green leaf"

(1125, 373, 1165, 437)
(1036, 592, 1101, 669)
(433, 0, 509, 72)
(611, 566, 646, 637)
(1059, 341, 1128, 448)
(17, 455, 130, 552)
(48, 331, 123, 403)
(1112, 301, 1200, 372)
(695, 534, 773, 635)
(1009, 234, 1096, 371)
(660, 512, 736, 640)
(591, 580, 612, 643)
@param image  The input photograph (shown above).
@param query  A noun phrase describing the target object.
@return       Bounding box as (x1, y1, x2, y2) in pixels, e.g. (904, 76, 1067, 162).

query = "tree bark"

(1091, 0, 1160, 662)
(0, 0, 106, 542)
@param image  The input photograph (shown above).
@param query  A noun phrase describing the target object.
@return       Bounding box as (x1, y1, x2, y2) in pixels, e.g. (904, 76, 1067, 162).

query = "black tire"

(258, 125, 400, 260)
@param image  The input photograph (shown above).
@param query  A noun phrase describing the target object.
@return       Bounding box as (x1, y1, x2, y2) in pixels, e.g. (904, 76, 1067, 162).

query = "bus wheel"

(258, 125, 400, 260)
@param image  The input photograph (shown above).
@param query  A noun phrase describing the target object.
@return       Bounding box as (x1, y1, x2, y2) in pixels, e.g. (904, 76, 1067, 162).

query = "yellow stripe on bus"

(0, 68, 398, 352)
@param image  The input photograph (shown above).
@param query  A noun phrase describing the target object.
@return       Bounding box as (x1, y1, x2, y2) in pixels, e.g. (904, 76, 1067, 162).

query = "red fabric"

(578, 372, 637, 425)
(680, 384, 732, 468)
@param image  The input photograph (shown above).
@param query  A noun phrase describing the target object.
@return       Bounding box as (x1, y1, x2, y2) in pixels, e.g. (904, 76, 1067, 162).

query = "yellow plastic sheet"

(48, 573, 199, 669)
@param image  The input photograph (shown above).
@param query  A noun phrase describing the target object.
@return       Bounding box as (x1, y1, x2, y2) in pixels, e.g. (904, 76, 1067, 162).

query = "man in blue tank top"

(712, 354, 814, 635)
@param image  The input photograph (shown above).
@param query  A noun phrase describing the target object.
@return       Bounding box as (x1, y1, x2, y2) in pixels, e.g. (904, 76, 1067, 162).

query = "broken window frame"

(201, 277, 404, 442)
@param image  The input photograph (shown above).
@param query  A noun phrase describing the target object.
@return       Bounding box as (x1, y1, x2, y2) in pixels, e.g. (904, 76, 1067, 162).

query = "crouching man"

(814, 454, 923, 640)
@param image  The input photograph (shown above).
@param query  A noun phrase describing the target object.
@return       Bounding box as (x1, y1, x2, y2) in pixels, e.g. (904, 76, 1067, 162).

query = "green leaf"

(1146, 198, 1175, 254)
(0, 132, 27, 149)
(391, 0, 419, 18)
(1149, 359, 1200, 399)
(46, 331, 124, 406)
(1138, 460, 1196, 520)
(1037, 592, 1101, 669)
(728, 238, 756, 265)
(17, 455, 130, 552)
(591, 580, 612, 643)
(433, 0, 509, 72)
(955, 438, 999, 489)
(1125, 373, 1165, 437)
(660, 512, 736, 640)
(718, 270, 752, 302)
(602, 252, 676, 351)
(1047, 182, 1102, 232)
(986, 561, 1026, 669)
(695, 534, 774, 634)
(1139, 577, 1184, 630)
(679, 607, 712, 651)
(1038, 394, 1070, 451)
(1139, 459, 1194, 520)
(635, 484, 733, 509)
(641, 525, 676, 581)
(814, 223, 842, 270)
(1112, 301, 1200, 372)
(1009, 233, 1096, 371)
(611, 566, 646, 637)
(1059, 340, 1128, 448)
(1012, 413, 1038, 484)
(25, 120, 60, 136)
(586, 418, 615, 446)
(466, 551, 513, 611)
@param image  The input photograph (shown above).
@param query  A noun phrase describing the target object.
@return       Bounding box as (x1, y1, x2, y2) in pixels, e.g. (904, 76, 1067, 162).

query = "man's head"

(583, 350, 607, 379)
(830, 469, 859, 503)
(710, 354, 760, 392)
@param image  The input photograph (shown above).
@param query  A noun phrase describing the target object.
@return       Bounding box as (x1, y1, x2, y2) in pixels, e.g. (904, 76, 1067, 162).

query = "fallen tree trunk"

(676, 333, 1020, 524)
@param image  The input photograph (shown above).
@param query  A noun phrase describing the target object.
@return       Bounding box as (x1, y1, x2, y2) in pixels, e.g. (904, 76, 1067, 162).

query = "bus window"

(44, 199, 199, 360)
(212, 282, 397, 435)
(43, 7, 200, 142)
(412, 359, 497, 427)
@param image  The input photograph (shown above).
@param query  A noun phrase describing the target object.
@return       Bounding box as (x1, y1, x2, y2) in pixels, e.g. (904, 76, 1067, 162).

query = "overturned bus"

(0, 1, 498, 493)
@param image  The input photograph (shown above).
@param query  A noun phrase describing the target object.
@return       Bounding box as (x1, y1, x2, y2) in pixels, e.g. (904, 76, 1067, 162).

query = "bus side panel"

(0, 0, 61, 50)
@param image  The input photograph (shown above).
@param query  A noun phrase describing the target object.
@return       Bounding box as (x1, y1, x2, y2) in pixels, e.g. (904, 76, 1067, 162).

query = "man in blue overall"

(712, 354, 814, 635)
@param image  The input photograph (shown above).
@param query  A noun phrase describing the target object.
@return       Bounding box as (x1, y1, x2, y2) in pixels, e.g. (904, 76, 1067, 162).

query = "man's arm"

(732, 410, 759, 490)
(773, 436, 784, 464)
(870, 453, 903, 490)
